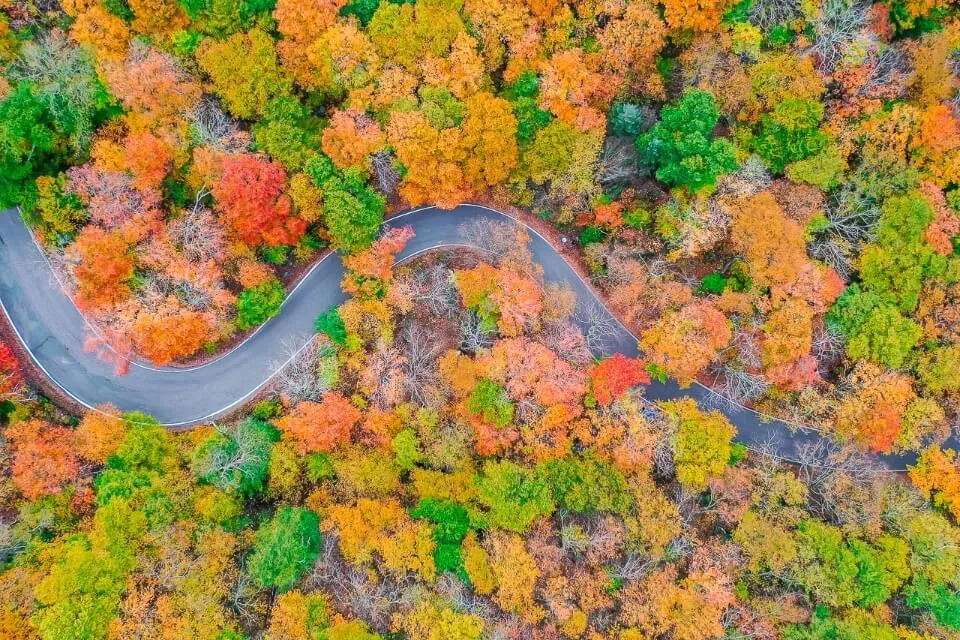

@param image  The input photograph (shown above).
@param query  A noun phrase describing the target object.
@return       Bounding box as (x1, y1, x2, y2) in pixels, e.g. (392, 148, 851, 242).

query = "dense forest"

(1, 0, 960, 637)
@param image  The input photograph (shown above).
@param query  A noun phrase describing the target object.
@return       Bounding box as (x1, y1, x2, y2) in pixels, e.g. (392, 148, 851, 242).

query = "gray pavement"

(0, 205, 951, 470)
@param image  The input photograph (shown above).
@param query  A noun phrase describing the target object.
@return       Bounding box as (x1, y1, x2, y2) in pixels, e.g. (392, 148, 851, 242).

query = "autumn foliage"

(641, 302, 732, 387)
(276, 393, 362, 453)
(589, 354, 651, 406)
(910, 446, 960, 522)
(6, 419, 80, 500)
(3, 2, 960, 639)
(321, 109, 386, 170)
(130, 301, 216, 366)
(74, 405, 128, 464)
(214, 154, 305, 247)
(0, 340, 22, 398)
(68, 227, 135, 311)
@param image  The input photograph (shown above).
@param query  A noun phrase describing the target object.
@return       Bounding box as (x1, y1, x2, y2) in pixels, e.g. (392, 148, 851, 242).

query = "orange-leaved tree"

(640, 301, 731, 387)
(130, 300, 218, 365)
(589, 354, 651, 406)
(324, 497, 436, 580)
(67, 226, 135, 311)
(102, 43, 202, 129)
(909, 445, 960, 522)
(213, 154, 305, 247)
(341, 226, 415, 301)
(833, 362, 947, 454)
(74, 405, 128, 464)
(482, 337, 587, 409)
(454, 264, 543, 337)
(321, 108, 386, 170)
(661, 0, 733, 33)
(276, 393, 362, 453)
(6, 419, 81, 500)
(730, 192, 808, 291)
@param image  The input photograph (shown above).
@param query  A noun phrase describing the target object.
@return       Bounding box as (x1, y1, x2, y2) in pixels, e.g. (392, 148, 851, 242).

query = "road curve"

(0, 205, 950, 470)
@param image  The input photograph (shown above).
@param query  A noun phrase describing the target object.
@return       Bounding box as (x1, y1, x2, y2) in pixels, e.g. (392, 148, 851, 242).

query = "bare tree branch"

(268, 335, 335, 403)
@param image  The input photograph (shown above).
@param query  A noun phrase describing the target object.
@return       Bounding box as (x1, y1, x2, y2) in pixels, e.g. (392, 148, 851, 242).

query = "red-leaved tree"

(214, 154, 306, 246)
(0, 340, 22, 399)
(589, 354, 651, 406)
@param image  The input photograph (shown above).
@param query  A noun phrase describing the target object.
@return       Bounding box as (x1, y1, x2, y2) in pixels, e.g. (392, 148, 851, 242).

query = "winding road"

(0, 205, 949, 471)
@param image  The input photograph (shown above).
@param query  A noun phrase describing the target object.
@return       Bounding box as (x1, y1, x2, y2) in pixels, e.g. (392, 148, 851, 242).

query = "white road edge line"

(2, 206, 913, 471)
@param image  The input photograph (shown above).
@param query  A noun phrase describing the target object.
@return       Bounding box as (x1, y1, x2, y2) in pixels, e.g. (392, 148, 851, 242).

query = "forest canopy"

(1, 0, 960, 637)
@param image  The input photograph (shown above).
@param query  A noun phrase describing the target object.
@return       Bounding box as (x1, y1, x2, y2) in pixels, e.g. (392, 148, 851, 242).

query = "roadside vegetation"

(2, 227, 960, 639)
(1, 0, 960, 636)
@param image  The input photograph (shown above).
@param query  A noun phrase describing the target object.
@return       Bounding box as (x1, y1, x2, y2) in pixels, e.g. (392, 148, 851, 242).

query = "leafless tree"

(558, 517, 592, 557)
(592, 610, 620, 634)
(45, 242, 77, 291)
(574, 298, 622, 357)
(66, 165, 159, 229)
(820, 471, 903, 530)
(311, 533, 408, 629)
(822, 185, 881, 244)
(746, 435, 790, 482)
(435, 574, 497, 619)
(710, 364, 772, 406)
(542, 320, 594, 367)
(675, 483, 708, 529)
(515, 396, 544, 426)
(880, 482, 929, 533)
(807, 185, 881, 278)
(749, 0, 803, 31)
(133, 270, 173, 307)
(268, 335, 334, 403)
(10, 31, 101, 151)
(360, 346, 407, 410)
(581, 515, 628, 565)
(951, 90, 960, 118)
(600, 249, 671, 290)
(372, 151, 401, 197)
(739, 154, 773, 187)
(458, 218, 534, 272)
(188, 96, 246, 151)
(729, 324, 764, 370)
(169, 188, 227, 263)
(797, 447, 901, 529)
(812, 324, 844, 370)
(175, 280, 214, 310)
(808, 234, 856, 279)
(949, 51, 960, 115)
(190, 420, 274, 492)
(719, 154, 772, 197)
(228, 570, 264, 626)
(0, 371, 28, 404)
(855, 47, 910, 100)
(407, 264, 458, 318)
(339, 567, 410, 628)
(653, 437, 675, 482)
(791, 439, 887, 518)
(400, 322, 443, 406)
(135, 259, 221, 311)
(597, 136, 641, 185)
(612, 551, 656, 581)
(0, 518, 29, 565)
(666, 533, 694, 561)
(722, 606, 780, 640)
(810, 0, 868, 72)
(459, 311, 495, 354)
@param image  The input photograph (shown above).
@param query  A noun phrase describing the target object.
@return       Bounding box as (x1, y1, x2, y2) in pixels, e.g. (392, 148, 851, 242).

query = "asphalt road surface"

(0, 205, 952, 470)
